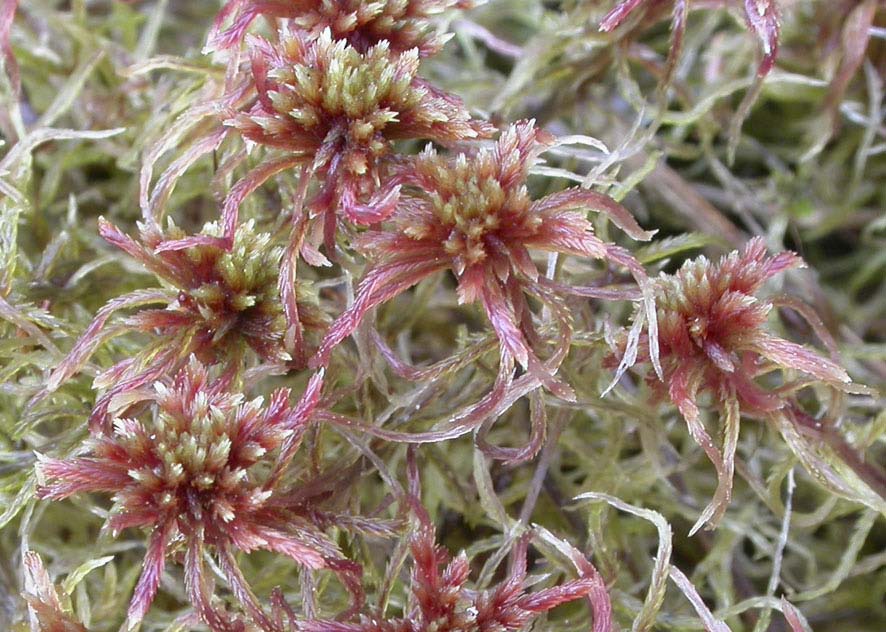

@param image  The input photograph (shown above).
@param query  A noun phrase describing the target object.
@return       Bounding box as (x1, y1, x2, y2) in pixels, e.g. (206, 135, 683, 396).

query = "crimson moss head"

(314, 121, 654, 406)
(230, 27, 487, 183)
(614, 237, 852, 533)
(209, 0, 474, 56)
(220, 25, 490, 255)
(654, 237, 849, 404)
(300, 525, 606, 631)
(111, 218, 326, 364)
(39, 357, 293, 531)
(134, 219, 293, 363)
(37, 218, 325, 433)
(37, 358, 335, 630)
(404, 120, 556, 283)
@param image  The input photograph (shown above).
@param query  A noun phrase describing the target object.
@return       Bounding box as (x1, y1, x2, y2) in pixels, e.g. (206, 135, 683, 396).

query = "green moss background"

(1, 1, 884, 631)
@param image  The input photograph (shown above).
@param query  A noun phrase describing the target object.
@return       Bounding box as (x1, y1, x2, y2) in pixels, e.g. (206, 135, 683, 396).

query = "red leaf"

(126, 522, 172, 628)
(37, 456, 130, 500)
(0, 0, 20, 97)
(532, 187, 655, 242)
(312, 258, 445, 368)
(742, 0, 780, 76)
(479, 274, 530, 368)
(599, 0, 650, 32)
(751, 334, 850, 384)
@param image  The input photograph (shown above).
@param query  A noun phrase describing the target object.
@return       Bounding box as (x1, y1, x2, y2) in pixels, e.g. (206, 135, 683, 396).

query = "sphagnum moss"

(221, 26, 490, 254)
(37, 358, 359, 632)
(207, 0, 474, 57)
(31, 219, 326, 433)
(3, 1, 886, 631)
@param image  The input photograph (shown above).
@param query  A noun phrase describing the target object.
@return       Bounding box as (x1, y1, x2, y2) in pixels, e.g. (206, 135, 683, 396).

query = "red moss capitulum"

(108, 219, 296, 365)
(300, 526, 608, 632)
(222, 26, 490, 253)
(37, 358, 343, 631)
(34, 218, 326, 432)
(208, 0, 474, 56)
(655, 237, 848, 412)
(314, 120, 655, 399)
(618, 237, 851, 532)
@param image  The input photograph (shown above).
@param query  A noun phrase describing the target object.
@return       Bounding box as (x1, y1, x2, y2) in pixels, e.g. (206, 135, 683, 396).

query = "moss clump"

(2, 1, 885, 631)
